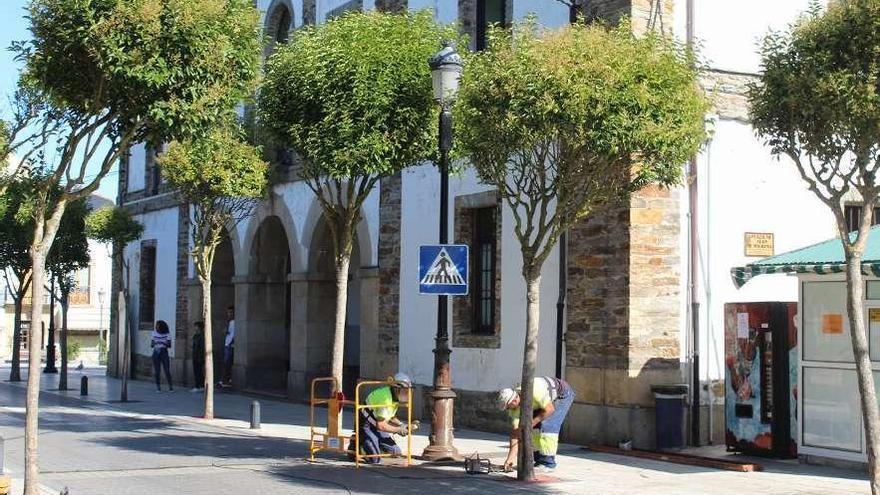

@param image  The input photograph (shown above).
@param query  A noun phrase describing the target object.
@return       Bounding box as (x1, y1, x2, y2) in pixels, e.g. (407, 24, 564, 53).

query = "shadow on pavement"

(264, 461, 570, 495)
(91, 431, 310, 461)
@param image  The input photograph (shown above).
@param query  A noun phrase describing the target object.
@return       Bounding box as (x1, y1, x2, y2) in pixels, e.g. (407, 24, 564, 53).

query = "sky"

(0, 0, 119, 202)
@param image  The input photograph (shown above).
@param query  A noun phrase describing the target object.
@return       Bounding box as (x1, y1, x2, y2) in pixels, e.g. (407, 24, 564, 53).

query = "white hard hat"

(497, 388, 518, 410)
(392, 372, 412, 388)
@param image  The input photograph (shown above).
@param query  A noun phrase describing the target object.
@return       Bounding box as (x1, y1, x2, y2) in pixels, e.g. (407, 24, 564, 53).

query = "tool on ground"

(463, 453, 507, 475)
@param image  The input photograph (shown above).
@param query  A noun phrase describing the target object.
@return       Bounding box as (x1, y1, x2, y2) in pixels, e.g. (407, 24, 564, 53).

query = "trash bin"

(651, 384, 688, 450)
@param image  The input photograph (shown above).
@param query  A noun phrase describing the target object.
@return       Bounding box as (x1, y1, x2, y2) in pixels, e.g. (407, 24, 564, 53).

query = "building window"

(139, 243, 157, 327)
(68, 267, 91, 306)
(844, 204, 880, 233)
(452, 191, 501, 348)
(145, 143, 162, 197)
(472, 207, 496, 334)
(476, 0, 507, 51)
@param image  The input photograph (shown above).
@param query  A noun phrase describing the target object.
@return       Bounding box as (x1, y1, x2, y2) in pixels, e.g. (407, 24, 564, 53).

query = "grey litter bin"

(651, 384, 688, 450)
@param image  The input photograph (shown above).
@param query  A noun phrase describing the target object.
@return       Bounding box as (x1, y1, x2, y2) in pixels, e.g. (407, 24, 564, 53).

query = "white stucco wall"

(398, 164, 560, 391)
(125, 206, 179, 358)
(693, 119, 836, 381)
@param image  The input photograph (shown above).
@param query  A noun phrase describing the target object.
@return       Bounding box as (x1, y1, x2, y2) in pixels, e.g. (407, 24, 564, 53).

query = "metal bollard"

(80, 376, 88, 396)
(250, 401, 261, 429)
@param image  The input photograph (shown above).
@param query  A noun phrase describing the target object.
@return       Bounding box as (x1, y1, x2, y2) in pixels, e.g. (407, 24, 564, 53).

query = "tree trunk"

(202, 276, 215, 420)
(24, 250, 46, 495)
(10, 296, 23, 382)
(59, 291, 69, 390)
(330, 237, 352, 394)
(844, 250, 880, 493)
(517, 273, 541, 481)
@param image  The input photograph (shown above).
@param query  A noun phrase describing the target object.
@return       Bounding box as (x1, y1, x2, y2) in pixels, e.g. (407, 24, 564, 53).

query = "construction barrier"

(309, 377, 354, 461)
(354, 378, 413, 468)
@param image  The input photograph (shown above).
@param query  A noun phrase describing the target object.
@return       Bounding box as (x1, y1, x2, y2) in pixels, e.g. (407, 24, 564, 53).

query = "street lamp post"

(422, 41, 462, 462)
(44, 277, 57, 373)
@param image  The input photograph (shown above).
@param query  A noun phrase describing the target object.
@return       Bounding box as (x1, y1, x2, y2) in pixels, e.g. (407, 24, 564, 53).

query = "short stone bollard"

(80, 376, 88, 396)
(250, 400, 261, 430)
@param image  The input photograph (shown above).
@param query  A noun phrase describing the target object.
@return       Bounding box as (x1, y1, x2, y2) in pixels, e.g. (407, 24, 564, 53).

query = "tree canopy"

(47, 196, 91, 283)
(749, 0, 880, 201)
(22, 0, 263, 145)
(85, 206, 144, 247)
(456, 20, 708, 268)
(159, 126, 268, 207)
(259, 10, 460, 180)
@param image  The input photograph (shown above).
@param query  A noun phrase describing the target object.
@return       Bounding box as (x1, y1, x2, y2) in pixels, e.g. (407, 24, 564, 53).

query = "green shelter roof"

(731, 226, 880, 288)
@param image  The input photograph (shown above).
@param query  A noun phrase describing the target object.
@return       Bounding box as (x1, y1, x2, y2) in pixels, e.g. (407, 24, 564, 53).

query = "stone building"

(110, 0, 837, 449)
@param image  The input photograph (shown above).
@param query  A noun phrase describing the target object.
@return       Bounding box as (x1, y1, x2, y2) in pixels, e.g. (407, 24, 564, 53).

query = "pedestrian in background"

(190, 321, 206, 392)
(218, 306, 235, 388)
(151, 320, 174, 392)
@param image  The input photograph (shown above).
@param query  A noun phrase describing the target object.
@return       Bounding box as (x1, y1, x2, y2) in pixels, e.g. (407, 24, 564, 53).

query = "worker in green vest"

(497, 376, 575, 471)
(350, 372, 413, 463)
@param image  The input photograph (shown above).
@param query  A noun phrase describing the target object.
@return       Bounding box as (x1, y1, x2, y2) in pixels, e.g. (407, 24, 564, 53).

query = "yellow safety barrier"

(354, 378, 413, 468)
(309, 377, 354, 461)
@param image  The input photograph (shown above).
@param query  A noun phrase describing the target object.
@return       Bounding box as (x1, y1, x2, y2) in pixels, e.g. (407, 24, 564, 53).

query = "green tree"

(158, 125, 268, 420)
(0, 177, 39, 382)
(259, 10, 459, 392)
(47, 196, 91, 391)
(85, 206, 143, 402)
(14, 1, 261, 491)
(747, 1, 880, 491)
(455, 21, 708, 480)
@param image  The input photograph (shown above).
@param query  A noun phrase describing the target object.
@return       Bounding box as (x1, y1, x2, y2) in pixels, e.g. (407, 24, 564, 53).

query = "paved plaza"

(0, 367, 869, 494)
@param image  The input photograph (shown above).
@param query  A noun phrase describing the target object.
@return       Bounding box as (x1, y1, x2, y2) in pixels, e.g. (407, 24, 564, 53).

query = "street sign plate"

(419, 244, 469, 295)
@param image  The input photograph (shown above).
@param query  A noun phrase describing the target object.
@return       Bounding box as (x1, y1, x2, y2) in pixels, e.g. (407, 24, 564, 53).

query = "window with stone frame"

(138, 242, 157, 328)
(459, 0, 510, 52)
(453, 191, 501, 348)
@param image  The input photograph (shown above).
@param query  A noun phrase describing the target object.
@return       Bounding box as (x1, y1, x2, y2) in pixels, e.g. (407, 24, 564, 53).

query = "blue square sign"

(419, 244, 469, 295)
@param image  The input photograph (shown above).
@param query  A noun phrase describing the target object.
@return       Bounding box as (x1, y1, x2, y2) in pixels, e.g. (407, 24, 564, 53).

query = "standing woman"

(151, 320, 174, 392)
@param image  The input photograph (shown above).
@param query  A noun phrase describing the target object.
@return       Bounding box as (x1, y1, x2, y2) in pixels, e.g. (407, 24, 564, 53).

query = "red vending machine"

(724, 302, 798, 458)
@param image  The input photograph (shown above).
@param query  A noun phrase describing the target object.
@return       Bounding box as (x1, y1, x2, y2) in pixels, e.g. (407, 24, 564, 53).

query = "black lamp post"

(422, 40, 463, 462)
(44, 277, 57, 373)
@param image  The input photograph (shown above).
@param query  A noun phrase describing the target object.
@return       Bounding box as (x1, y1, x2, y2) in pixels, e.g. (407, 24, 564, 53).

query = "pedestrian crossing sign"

(419, 244, 469, 295)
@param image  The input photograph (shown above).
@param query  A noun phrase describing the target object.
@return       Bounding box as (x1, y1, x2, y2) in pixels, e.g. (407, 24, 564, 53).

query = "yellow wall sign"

(745, 232, 774, 257)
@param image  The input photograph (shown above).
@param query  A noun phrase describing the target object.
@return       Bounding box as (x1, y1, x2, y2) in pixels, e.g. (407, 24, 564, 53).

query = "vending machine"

(724, 302, 798, 458)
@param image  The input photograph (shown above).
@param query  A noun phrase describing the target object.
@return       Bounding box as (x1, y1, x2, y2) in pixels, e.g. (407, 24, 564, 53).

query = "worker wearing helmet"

(350, 372, 413, 464)
(497, 376, 575, 471)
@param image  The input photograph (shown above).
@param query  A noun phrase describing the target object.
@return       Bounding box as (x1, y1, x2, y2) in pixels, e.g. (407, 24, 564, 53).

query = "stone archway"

(210, 232, 236, 380)
(242, 215, 291, 396)
(308, 217, 362, 397)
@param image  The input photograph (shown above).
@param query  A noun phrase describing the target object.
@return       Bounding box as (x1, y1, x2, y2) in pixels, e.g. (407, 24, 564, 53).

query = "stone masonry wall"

(375, 174, 402, 380)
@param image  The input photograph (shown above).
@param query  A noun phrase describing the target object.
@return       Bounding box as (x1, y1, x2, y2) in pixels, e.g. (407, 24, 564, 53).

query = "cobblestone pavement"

(0, 367, 869, 494)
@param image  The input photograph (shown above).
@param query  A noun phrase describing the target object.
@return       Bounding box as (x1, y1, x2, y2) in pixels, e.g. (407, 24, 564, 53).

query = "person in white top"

(150, 320, 173, 392)
(219, 306, 235, 387)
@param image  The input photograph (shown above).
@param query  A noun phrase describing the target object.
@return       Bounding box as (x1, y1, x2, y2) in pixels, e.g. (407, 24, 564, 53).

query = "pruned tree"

(46, 196, 91, 391)
(85, 206, 143, 403)
(455, 21, 708, 480)
(13, 1, 262, 492)
(0, 176, 40, 382)
(158, 126, 268, 419)
(747, 1, 880, 492)
(259, 10, 459, 391)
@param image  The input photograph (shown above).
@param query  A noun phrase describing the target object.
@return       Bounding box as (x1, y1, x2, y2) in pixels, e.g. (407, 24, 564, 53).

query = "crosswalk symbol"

(421, 248, 465, 285)
(418, 244, 468, 295)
